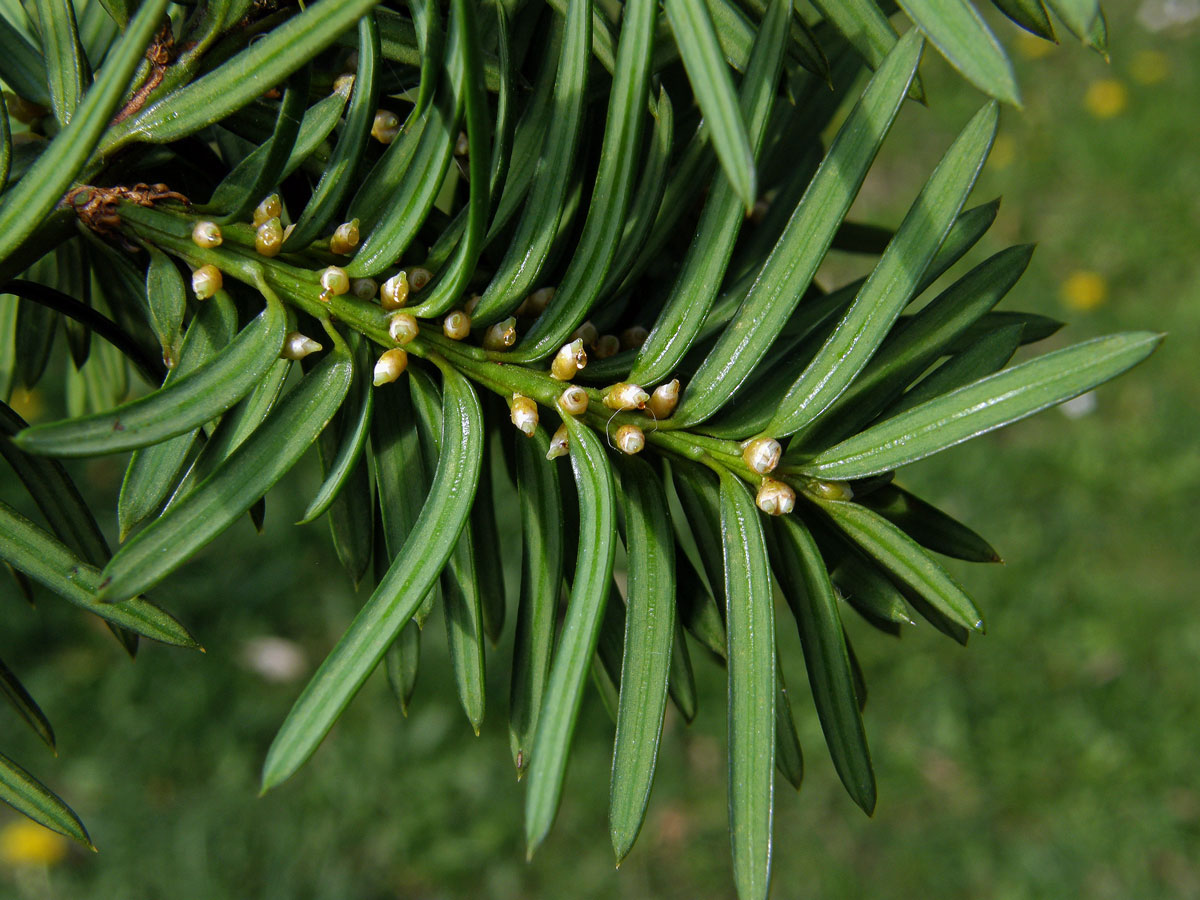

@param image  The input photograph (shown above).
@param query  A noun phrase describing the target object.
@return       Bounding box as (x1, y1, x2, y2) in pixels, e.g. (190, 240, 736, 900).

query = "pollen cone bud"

(329, 219, 360, 255)
(646, 379, 679, 419)
(388, 312, 419, 345)
(320, 266, 350, 300)
(593, 334, 620, 359)
(510, 394, 538, 437)
(559, 385, 588, 416)
(620, 326, 648, 350)
(191, 220, 222, 248)
(550, 339, 587, 380)
(443, 310, 471, 340)
(256, 216, 283, 257)
(807, 478, 854, 502)
(483, 317, 517, 350)
(351, 277, 378, 300)
(281, 332, 322, 361)
(604, 382, 650, 411)
(546, 424, 569, 459)
(572, 321, 598, 346)
(381, 272, 409, 309)
(517, 286, 555, 316)
(615, 424, 645, 455)
(333, 73, 355, 96)
(373, 349, 409, 386)
(408, 267, 432, 291)
(372, 110, 401, 144)
(253, 194, 282, 227)
(192, 264, 222, 299)
(454, 131, 470, 156)
(742, 437, 782, 475)
(756, 478, 795, 516)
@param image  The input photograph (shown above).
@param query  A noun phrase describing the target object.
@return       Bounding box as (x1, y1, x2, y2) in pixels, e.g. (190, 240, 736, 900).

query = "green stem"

(109, 199, 782, 494)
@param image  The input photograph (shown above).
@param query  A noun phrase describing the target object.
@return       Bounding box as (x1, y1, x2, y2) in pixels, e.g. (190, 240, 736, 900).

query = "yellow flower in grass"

(1084, 80, 1128, 118)
(1061, 270, 1108, 311)
(0, 819, 68, 866)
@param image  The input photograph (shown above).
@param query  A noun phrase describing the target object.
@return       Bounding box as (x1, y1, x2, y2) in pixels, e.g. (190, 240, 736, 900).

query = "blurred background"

(2, 0, 1198, 896)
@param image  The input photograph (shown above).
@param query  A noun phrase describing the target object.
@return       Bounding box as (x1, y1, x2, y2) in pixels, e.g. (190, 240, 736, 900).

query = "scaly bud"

(572, 320, 598, 346)
(615, 424, 645, 455)
(756, 478, 795, 516)
(192, 265, 222, 299)
(593, 334, 620, 359)
(253, 194, 282, 227)
(620, 326, 648, 350)
(255, 216, 283, 257)
(510, 394, 538, 437)
(443, 310, 471, 340)
(408, 267, 432, 291)
(454, 131, 470, 156)
(329, 219, 360, 255)
(483, 317, 518, 350)
(464, 294, 481, 316)
(806, 478, 854, 502)
(333, 73, 355, 96)
(546, 424, 570, 459)
(559, 385, 588, 416)
(742, 437, 782, 475)
(372, 110, 401, 144)
(281, 332, 322, 361)
(319, 266, 350, 300)
(550, 339, 587, 380)
(373, 348, 409, 386)
(646, 379, 679, 419)
(388, 313, 419, 345)
(191, 220, 222, 248)
(351, 278, 378, 301)
(517, 286, 555, 316)
(604, 382, 650, 411)
(381, 272, 409, 309)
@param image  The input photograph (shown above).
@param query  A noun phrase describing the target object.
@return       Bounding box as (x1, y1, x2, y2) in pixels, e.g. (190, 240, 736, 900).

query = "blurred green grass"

(3, 2, 1198, 896)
